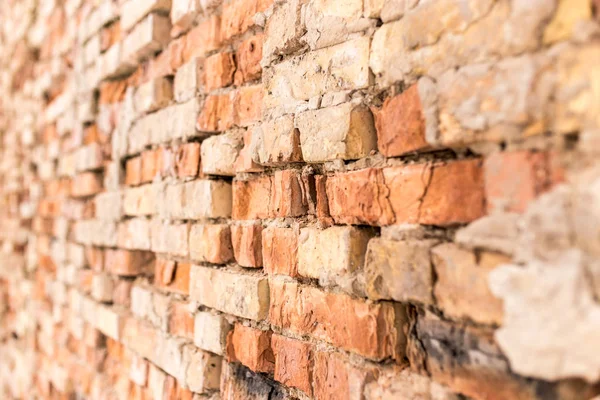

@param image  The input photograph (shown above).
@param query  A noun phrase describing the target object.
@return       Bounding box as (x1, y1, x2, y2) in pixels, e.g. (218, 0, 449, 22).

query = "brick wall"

(1, 0, 600, 399)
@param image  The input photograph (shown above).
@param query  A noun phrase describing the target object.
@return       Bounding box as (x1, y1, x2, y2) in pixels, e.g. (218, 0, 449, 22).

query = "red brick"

(168, 301, 195, 339)
(269, 280, 404, 361)
(234, 85, 263, 127)
(197, 93, 235, 132)
(71, 172, 103, 197)
(204, 52, 236, 91)
(105, 249, 154, 277)
(234, 34, 263, 85)
(154, 259, 191, 295)
(226, 324, 274, 373)
(326, 159, 485, 226)
(372, 85, 429, 157)
(189, 224, 234, 264)
(231, 223, 263, 267)
(182, 16, 221, 63)
(313, 351, 376, 400)
(484, 151, 562, 213)
(140, 149, 159, 183)
(272, 335, 312, 395)
(125, 157, 142, 186)
(262, 227, 298, 276)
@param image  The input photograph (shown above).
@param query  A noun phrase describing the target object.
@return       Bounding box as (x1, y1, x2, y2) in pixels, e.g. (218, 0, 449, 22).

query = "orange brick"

(221, 0, 272, 41)
(313, 351, 375, 400)
(234, 128, 263, 173)
(140, 149, 159, 183)
(167, 36, 187, 73)
(419, 159, 485, 225)
(38, 199, 61, 217)
(164, 374, 195, 400)
(226, 324, 274, 373)
(183, 16, 221, 63)
(326, 160, 485, 226)
(189, 224, 234, 264)
(99, 80, 128, 104)
(269, 280, 404, 361)
(234, 34, 263, 85)
(143, 37, 188, 83)
(234, 85, 263, 127)
(272, 335, 312, 395)
(232, 176, 272, 220)
(71, 172, 103, 197)
(46, 179, 69, 197)
(197, 93, 235, 132)
(272, 170, 310, 218)
(168, 301, 195, 339)
(175, 142, 200, 178)
(262, 227, 298, 276)
(484, 151, 562, 213)
(125, 156, 142, 186)
(232, 170, 309, 220)
(83, 124, 109, 145)
(43, 124, 58, 143)
(231, 223, 263, 267)
(372, 85, 430, 157)
(315, 175, 331, 220)
(113, 279, 133, 306)
(78, 269, 94, 293)
(154, 259, 191, 295)
(204, 52, 236, 91)
(100, 22, 121, 52)
(105, 249, 154, 277)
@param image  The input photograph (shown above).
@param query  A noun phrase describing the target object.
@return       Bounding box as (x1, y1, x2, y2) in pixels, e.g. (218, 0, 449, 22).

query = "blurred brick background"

(1, 0, 600, 399)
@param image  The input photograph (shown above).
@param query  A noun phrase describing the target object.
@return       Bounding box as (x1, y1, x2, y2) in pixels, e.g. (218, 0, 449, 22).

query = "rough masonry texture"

(1, 0, 600, 399)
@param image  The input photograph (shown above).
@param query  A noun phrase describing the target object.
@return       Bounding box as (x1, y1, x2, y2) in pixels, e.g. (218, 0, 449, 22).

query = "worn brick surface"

(1, 0, 600, 399)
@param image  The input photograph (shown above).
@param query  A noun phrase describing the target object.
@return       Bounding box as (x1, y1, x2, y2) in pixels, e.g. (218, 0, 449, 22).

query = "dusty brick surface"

(1, 0, 600, 399)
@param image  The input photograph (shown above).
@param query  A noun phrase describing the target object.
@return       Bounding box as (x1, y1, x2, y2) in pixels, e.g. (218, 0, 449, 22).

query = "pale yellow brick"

(190, 266, 269, 320)
(295, 102, 376, 162)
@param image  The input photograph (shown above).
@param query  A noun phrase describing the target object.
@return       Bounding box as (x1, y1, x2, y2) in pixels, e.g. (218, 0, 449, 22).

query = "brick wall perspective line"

(1, 0, 600, 399)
